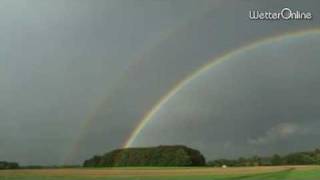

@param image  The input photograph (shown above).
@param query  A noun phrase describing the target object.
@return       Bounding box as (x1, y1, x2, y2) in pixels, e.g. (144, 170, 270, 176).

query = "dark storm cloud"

(0, 0, 320, 165)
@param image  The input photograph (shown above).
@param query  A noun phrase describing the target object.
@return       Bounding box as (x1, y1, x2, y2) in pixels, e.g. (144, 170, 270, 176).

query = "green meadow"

(1, 166, 320, 180)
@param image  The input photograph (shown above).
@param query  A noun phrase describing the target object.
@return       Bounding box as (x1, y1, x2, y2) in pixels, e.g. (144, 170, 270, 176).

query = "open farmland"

(0, 166, 320, 180)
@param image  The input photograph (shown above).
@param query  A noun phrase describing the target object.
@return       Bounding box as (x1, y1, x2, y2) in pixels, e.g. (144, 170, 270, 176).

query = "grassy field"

(0, 166, 320, 180)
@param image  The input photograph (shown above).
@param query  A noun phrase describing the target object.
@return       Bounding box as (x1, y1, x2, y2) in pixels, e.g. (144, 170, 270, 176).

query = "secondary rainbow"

(123, 28, 320, 148)
(63, 10, 213, 164)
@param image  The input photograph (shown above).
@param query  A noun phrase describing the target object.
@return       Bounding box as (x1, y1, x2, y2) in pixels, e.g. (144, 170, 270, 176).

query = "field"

(0, 166, 320, 180)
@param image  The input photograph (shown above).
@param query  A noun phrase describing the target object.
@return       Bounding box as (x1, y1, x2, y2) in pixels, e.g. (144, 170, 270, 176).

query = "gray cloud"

(0, 0, 320, 165)
(248, 123, 307, 145)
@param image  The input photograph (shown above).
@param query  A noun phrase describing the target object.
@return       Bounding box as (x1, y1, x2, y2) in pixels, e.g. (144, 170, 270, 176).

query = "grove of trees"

(0, 161, 19, 169)
(83, 145, 206, 167)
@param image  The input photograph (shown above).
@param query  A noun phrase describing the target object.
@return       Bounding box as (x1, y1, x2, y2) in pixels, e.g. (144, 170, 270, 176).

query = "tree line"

(2, 147, 320, 169)
(208, 148, 320, 167)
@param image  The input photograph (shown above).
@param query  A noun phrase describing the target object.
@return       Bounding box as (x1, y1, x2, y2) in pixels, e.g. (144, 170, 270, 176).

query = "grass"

(0, 166, 320, 180)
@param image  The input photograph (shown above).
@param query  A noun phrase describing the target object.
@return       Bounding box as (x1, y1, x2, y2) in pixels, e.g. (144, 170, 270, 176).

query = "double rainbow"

(65, 28, 320, 164)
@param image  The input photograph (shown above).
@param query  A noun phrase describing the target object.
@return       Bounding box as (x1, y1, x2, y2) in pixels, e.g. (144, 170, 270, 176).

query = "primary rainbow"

(123, 28, 320, 148)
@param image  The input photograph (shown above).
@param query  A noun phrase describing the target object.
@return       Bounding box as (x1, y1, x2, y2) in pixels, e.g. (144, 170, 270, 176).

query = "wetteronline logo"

(249, 8, 312, 20)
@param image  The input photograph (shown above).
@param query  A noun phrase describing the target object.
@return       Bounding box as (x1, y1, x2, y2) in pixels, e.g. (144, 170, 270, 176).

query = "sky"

(0, 0, 320, 165)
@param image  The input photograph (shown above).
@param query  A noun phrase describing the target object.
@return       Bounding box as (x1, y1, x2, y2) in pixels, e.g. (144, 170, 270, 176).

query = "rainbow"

(122, 28, 320, 148)
(63, 9, 214, 164)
